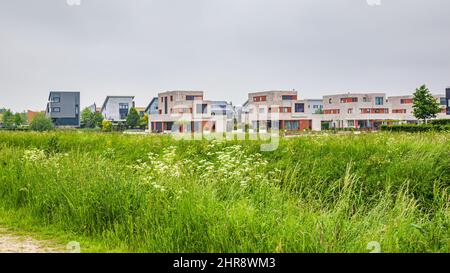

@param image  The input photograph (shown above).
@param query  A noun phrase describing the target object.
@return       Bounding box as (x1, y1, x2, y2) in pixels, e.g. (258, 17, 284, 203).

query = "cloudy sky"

(1, 0, 449, 112)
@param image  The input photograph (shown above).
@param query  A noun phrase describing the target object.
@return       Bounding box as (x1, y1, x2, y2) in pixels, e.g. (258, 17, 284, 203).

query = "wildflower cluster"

(196, 144, 280, 189)
(22, 148, 46, 162)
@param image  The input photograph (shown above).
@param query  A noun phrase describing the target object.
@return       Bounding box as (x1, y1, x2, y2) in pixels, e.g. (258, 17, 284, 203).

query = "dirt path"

(0, 228, 64, 253)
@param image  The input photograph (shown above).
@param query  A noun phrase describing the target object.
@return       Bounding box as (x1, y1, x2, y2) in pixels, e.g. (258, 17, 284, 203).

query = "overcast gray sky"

(1, 0, 449, 112)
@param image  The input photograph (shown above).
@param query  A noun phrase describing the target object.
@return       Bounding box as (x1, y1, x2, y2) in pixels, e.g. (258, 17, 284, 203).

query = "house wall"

(102, 97, 134, 121)
(243, 91, 318, 131)
(447, 88, 450, 115)
(46, 92, 80, 127)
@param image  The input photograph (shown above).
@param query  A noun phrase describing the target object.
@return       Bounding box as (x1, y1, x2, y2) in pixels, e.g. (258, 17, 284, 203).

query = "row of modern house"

(43, 88, 450, 132)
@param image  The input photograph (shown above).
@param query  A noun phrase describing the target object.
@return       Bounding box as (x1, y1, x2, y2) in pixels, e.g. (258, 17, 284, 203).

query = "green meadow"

(0, 131, 449, 252)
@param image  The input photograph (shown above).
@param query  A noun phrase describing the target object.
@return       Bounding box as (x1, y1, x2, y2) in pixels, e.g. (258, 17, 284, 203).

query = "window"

(375, 97, 384, 105)
(282, 95, 296, 100)
(295, 103, 304, 113)
(313, 105, 318, 109)
(253, 96, 267, 102)
(285, 121, 299, 130)
(347, 108, 353, 114)
(340, 97, 358, 103)
(440, 97, 446, 105)
(324, 109, 339, 114)
(186, 95, 195, 101)
(280, 107, 291, 113)
(52, 107, 60, 113)
(328, 98, 332, 104)
(363, 97, 370, 102)
(196, 104, 208, 114)
(75, 105, 79, 115)
(52, 97, 60, 103)
(348, 120, 355, 127)
(119, 103, 129, 110)
(360, 108, 389, 114)
(170, 96, 173, 102)
(400, 98, 413, 104)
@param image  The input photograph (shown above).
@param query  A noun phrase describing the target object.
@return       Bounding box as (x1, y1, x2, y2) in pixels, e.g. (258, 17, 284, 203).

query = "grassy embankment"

(0, 131, 448, 252)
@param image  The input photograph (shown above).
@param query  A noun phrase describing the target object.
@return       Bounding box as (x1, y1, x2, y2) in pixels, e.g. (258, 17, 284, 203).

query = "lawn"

(0, 131, 448, 253)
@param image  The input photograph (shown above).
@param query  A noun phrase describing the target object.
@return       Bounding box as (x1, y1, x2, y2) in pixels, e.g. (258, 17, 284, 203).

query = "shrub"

(430, 119, 450, 126)
(381, 124, 449, 132)
(29, 114, 54, 132)
(102, 120, 112, 132)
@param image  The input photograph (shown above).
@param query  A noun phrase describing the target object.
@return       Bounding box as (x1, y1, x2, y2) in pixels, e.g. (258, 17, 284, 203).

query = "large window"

(400, 98, 413, 104)
(51, 97, 60, 103)
(119, 103, 129, 119)
(196, 104, 208, 114)
(285, 121, 299, 130)
(340, 97, 358, 103)
(294, 103, 304, 113)
(375, 97, 384, 105)
(280, 107, 291, 113)
(282, 95, 296, 101)
(186, 96, 195, 101)
(253, 96, 267, 102)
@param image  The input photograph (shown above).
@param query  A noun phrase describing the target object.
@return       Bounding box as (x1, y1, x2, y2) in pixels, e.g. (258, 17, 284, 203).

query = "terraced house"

(322, 92, 448, 129)
(148, 91, 233, 133)
(241, 90, 323, 132)
(46, 91, 80, 127)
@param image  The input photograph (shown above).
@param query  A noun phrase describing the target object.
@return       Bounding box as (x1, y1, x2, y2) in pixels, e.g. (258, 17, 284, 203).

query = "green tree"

(80, 108, 94, 128)
(412, 85, 441, 123)
(140, 113, 149, 129)
(14, 113, 24, 126)
(2, 109, 14, 129)
(81, 108, 104, 128)
(126, 108, 140, 129)
(93, 112, 104, 128)
(30, 113, 54, 132)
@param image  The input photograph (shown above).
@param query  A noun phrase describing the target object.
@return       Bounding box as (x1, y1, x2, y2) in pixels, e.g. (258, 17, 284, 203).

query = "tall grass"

(0, 131, 448, 252)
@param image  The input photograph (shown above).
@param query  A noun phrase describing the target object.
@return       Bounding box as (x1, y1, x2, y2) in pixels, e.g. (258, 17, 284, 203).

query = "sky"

(1, 0, 450, 112)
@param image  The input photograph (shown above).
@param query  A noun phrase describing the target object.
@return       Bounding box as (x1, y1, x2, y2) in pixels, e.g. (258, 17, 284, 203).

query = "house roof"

(101, 96, 135, 112)
(144, 97, 158, 113)
(48, 91, 80, 101)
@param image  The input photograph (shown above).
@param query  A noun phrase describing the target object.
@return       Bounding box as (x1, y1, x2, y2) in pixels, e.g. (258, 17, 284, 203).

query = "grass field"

(0, 131, 449, 253)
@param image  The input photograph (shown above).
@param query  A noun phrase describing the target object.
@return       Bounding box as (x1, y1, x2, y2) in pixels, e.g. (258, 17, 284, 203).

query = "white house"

(101, 96, 135, 122)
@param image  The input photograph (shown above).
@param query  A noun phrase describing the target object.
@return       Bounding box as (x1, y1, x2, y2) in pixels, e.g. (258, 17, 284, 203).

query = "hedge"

(381, 124, 450, 132)
(430, 119, 450, 126)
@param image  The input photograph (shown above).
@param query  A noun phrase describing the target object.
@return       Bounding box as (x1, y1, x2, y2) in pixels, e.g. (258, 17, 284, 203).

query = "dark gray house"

(46, 91, 80, 127)
(446, 87, 450, 115)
